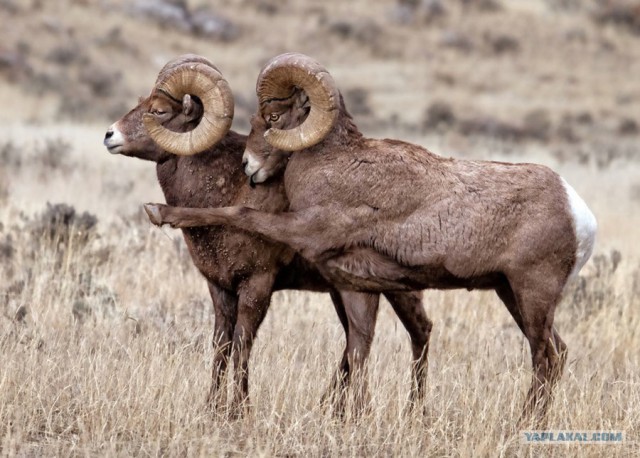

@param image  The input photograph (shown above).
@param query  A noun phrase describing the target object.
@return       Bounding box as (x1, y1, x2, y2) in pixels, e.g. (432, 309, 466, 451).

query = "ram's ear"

(181, 94, 206, 124)
(294, 90, 310, 110)
(182, 94, 195, 118)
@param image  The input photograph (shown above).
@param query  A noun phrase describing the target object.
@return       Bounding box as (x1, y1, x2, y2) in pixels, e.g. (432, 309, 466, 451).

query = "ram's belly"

(364, 210, 509, 280)
(321, 247, 503, 292)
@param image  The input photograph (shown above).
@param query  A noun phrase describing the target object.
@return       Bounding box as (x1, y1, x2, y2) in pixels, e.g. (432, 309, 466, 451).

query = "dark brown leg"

(507, 267, 567, 424)
(495, 279, 525, 334)
(229, 272, 276, 418)
(322, 290, 350, 407)
(331, 291, 379, 417)
(206, 282, 237, 410)
(384, 291, 431, 406)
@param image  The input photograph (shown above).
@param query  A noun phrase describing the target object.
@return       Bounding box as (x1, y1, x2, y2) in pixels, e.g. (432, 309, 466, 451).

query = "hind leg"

(496, 279, 567, 392)
(506, 267, 568, 422)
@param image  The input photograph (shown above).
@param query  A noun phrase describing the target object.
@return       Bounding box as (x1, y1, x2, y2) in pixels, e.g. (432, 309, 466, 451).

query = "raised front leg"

(229, 271, 277, 418)
(206, 282, 238, 410)
(144, 203, 370, 262)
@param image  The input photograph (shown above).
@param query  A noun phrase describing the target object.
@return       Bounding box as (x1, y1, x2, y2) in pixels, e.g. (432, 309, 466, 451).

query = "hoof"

(144, 203, 163, 226)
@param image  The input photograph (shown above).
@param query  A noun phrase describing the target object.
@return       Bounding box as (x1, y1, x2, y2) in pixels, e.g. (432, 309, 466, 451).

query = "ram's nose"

(103, 124, 124, 154)
(104, 127, 114, 144)
(242, 149, 262, 177)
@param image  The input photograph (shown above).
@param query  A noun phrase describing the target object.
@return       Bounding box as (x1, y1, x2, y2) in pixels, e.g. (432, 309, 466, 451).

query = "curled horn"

(256, 53, 339, 151)
(143, 55, 234, 156)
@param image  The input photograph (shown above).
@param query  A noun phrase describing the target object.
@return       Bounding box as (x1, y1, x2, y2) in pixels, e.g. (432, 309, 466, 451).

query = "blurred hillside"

(0, 0, 638, 165)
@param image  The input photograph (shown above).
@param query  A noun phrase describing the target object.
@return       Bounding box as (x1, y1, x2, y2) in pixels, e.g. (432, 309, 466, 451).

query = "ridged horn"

(256, 53, 339, 151)
(143, 57, 233, 156)
(155, 54, 223, 85)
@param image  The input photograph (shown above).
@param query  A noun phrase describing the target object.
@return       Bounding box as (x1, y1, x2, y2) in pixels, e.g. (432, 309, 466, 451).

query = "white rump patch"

(561, 178, 597, 279)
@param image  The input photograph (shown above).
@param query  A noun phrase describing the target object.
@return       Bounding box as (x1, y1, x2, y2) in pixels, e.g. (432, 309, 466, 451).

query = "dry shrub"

(128, 0, 192, 32)
(0, 138, 81, 180)
(618, 118, 639, 135)
(34, 138, 72, 172)
(0, 233, 13, 264)
(1, 141, 22, 171)
(565, 250, 622, 321)
(485, 33, 520, 55)
(592, 0, 640, 34)
(324, 17, 398, 57)
(422, 100, 456, 131)
(0, 202, 118, 329)
(46, 43, 86, 66)
(16, 46, 129, 121)
(96, 27, 140, 57)
(438, 29, 475, 53)
(327, 18, 384, 45)
(0, 0, 19, 14)
(29, 202, 98, 248)
(79, 64, 122, 98)
(460, 0, 502, 12)
(521, 109, 552, 141)
(343, 87, 373, 117)
(127, 0, 240, 41)
(0, 173, 8, 205)
(391, 0, 447, 25)
(253, 0, 280, 15)
(0, 46, 32, 82)
(457, 115, 525, 140)
(190, 6, 240, 41)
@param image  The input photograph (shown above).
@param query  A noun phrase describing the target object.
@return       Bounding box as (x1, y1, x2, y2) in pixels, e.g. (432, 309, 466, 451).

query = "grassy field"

(1, 0, 639, 456)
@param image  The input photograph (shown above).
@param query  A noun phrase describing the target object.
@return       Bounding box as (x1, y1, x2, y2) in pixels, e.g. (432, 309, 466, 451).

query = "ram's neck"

(312, 102, 364, 153)
(156, 131, 248, 209)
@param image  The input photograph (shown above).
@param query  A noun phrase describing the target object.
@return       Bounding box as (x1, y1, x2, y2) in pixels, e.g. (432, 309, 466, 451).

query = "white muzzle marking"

(104, 122, 125, 154)
(243, 148, 263, 178)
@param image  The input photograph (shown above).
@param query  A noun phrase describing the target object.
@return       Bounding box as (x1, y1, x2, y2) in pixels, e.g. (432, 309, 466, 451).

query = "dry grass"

(1, 0, 640, 455)
(0, 126, 638, 457)
(0, 220, 638, 456)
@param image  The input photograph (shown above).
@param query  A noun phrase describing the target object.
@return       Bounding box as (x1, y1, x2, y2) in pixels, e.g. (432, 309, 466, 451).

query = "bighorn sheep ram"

(104, 54, 431, 414)
(144, 53, 598, 419)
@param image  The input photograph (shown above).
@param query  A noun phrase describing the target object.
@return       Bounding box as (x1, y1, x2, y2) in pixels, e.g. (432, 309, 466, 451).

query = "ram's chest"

(181, 226, 287, 290)
(180, 227, 241, 289)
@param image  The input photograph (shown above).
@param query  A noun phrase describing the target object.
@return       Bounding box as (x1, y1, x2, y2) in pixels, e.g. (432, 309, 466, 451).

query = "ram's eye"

(151, 109, 166, 115)
(269, 113, 280, 122)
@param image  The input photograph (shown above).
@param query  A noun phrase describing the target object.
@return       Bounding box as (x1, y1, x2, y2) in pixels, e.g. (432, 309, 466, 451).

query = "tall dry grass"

(0, 126, 638, 456)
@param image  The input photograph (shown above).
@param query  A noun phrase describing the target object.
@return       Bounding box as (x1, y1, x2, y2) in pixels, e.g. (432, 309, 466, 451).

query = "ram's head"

(104, 54, 234, 161)
(242, 53, 340, 183)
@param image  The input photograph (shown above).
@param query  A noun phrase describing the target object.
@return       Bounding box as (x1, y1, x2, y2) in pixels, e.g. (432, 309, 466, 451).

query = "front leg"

(322, 290, 350, 408)
(228, 271, 277, 418)
(383, 291, 431, 408)
(206, 282, 238, 411)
